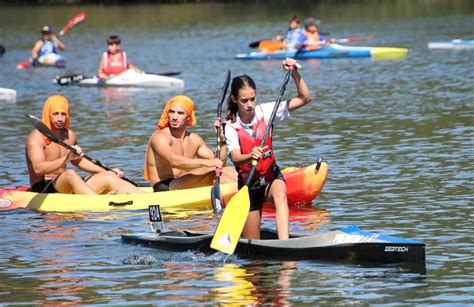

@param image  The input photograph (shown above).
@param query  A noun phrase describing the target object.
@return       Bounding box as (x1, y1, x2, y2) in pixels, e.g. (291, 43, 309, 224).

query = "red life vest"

(304, 31, 322, 51)
(102, 51, 128, 76)
(230, 116, 275, 181)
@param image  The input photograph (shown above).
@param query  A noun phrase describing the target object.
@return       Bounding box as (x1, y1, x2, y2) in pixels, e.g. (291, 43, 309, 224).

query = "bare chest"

(170, 137, 199, 158)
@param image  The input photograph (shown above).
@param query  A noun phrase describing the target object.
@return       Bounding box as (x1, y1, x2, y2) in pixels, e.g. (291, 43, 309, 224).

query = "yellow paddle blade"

(211, 186, 250, 254)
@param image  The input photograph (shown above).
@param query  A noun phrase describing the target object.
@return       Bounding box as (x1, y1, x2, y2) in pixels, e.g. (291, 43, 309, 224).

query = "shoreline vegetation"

(0, 0, 472, 5)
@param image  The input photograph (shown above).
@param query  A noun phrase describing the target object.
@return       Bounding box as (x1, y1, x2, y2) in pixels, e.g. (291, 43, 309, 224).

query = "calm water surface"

(0, 1, 473, 305)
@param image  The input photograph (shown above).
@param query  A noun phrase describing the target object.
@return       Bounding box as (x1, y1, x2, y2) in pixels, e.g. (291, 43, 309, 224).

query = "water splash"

(122, 254, 160, 265)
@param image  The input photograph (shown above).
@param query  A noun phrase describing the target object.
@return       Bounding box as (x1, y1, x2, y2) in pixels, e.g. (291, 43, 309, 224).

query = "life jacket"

(304, 31, 322, 51)
(102, 51, 128, 76)
(229, 114, 275, 183)
(39, 39, 57, 57)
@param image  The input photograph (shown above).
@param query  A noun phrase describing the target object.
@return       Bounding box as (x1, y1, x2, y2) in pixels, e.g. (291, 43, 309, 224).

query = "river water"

(0, 1, 473, 305)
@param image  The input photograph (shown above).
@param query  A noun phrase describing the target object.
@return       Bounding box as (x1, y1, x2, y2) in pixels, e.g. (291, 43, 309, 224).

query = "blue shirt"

(39, 39, 58, 57)
(284, 27, 305, 51)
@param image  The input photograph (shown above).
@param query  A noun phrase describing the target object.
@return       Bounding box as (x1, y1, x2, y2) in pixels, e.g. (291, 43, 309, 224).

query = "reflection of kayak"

(122, 225, 425, 267)
(428, 39, 474, 50)
(0, 161, 327, 212)
(235, 43, 408, 60)
(55, 69, 184, 88)
(34, 53, 65, 68)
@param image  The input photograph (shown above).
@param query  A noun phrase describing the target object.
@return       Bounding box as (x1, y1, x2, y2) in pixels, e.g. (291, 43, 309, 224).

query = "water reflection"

(211, 261, 298, 305)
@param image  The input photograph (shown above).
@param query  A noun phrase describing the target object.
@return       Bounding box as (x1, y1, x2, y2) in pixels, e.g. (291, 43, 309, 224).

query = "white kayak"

(428, 39, 474, 50)
(0, 88, 16, 102)
(55, 69, 184, 88)
(35, 53, 65, 67)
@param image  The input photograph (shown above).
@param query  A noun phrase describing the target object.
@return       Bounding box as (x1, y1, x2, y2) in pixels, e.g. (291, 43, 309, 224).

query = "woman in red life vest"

(98, 35, 141, 79)
(224, 58, 311, 240)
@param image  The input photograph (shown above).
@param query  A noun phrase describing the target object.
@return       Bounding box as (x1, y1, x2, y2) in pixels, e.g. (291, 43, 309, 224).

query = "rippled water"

(1, 1, 473, 304)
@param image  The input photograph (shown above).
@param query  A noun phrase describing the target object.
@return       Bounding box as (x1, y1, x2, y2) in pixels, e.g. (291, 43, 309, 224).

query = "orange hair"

(156, 95, 197, 129)
(41, 95, 70, 144)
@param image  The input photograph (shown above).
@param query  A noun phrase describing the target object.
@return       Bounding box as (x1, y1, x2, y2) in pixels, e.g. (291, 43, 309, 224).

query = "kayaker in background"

(31, 26, 66, 64)
(225, 58, 311, 240)
(275, 15, 305, 51)
(26, 95, 143, 195)
(297, 18, 334, 51)
(98, 35, 141, 79)
(144, 95, 237, 192)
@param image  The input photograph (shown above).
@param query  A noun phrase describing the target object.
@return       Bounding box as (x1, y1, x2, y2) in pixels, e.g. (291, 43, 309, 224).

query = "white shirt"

(225, 100, 290, 153)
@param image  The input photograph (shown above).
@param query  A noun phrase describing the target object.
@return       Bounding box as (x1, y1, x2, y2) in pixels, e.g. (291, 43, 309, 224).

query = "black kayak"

(122, 225, 425, 268)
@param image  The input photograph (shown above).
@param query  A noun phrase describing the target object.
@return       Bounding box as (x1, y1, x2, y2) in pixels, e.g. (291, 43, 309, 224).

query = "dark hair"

(107, 35, 121, 45)
(290, 15, 300, 23)
(227, 75, 257, 122)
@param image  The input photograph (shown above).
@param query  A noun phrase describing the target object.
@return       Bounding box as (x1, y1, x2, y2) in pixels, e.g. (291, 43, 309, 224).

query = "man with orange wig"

(26, 95, 143, 195)
(145, 95, 237, 192)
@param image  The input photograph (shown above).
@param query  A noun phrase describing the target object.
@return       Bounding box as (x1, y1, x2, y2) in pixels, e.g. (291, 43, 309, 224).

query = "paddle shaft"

(245, 69, 292, 186)
(210, 69, 231, 213)
(26, 114, 137, 186)
(54, 138, 137, 186)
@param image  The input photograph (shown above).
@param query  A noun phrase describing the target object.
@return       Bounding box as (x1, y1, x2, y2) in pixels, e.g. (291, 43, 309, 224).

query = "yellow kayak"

(0, 161, 328, 213)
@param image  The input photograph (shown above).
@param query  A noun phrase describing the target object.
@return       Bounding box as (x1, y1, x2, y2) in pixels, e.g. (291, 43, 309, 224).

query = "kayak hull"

(428, 40, 474, 50)
(34, 54, 65, 68)
(74, 69, 184, 88)
(0, 162, 327, 212)
(235, 44, 408, 60)
(122, 225, 425, 267)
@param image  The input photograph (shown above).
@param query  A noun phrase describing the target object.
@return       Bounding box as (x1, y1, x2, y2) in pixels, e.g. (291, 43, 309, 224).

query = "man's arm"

(31, 40, 42, 58)
(26, 131, 73, 175)
(151, 132, 221, 171)
(195, 132, 228, 165)
(69, 131, 112, 174)
(97, 54, 108, 79)
(53, 35, 66, 50)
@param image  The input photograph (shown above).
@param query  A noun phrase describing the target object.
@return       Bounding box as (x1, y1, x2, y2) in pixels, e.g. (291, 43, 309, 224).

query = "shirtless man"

(144, 95, 237, 192)
(26, 95, 143, 195)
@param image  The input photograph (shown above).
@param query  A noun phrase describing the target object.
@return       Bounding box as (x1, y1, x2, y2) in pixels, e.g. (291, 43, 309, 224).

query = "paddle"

(210, 69, 231, 214)
(210, 68, 293, 254)
(146, 71, 181, 77)
(255, 34, 374, 52)
(55, 71, 182, 86)
(25, 114, 138, 186)
(249, 33, 331, 48)
(16, 11, 87, 70)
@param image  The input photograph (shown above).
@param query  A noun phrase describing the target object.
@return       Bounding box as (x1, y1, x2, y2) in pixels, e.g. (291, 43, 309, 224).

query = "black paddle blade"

(249, 40, 261, 48)
(210, 185, 223, 214)
(55, 74, 85, 86)
(25, 114, 60, 143)
(147, 71, 181, 77)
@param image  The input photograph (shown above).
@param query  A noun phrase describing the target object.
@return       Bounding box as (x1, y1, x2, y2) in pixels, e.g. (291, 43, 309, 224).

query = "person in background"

(276, 15, 305, 51)
(31, 26, 66, 63)
(297, 18, 334, 51)
(98, 35, 141, 79)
